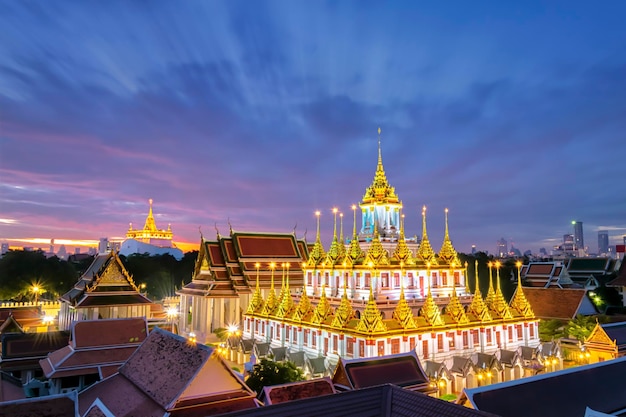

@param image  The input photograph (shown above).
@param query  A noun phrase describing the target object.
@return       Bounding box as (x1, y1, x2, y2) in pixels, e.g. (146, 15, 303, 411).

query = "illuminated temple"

(119, 199, 183, 260)
(178, 134, 540, 374)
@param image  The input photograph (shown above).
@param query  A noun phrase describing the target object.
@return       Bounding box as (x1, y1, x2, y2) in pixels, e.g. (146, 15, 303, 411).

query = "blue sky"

(1, 1, 625, 254)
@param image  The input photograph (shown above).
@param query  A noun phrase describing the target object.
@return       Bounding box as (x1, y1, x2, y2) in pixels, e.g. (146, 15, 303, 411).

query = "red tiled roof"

(234, 234, 300, 257)
(526, 264, 554, 275)
(72, 317, 148, 348)
(263, 377, 335, 405)
(224, 239, 238, 262)
(208, 242, 226, 266)
(522, 288, 592, 320)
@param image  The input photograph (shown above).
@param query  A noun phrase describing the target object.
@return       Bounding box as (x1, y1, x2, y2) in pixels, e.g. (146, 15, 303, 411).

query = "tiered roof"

(178, 231, 308, 299)
(60, 251, 152, 308)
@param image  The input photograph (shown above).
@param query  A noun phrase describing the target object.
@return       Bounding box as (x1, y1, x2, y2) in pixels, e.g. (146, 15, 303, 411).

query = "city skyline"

(2, 2, 626, 254)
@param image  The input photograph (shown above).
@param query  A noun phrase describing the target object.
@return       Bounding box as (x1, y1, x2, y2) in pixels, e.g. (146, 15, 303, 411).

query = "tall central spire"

(143, 198, 158, 231)
(361, 128, 399, 205)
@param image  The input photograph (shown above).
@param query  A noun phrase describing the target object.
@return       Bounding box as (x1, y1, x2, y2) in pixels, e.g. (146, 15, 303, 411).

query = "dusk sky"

(1, 1, 625, 255)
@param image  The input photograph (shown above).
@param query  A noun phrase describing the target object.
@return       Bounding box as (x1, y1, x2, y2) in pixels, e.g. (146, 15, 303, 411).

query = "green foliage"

(539, 319, 566, 342)
(245, 358, 305, 395)
(565, 314, 608, 341)
(440, 394, 457, 402)
(213, 327, 228, 341)
(0, 250, 80, 300)
(120, 251, 197, 299)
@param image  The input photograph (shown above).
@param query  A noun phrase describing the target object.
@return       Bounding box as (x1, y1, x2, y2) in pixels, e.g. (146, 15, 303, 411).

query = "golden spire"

(276, 263, 294, 319)
(419, 262, 445, 326)
(464, 261, 470, 294)
(345, 204, 365, 265)
(292, 263, 313, 322)
(355, 284, 387, 333)
(338, 212, 346, 260)
(312, 284, 333, 324)
(416, 206, 438, 265)
(485, 261, 496, 308)
(308, 211, 326, 265)
(277, 263, 287, 306)
(468, 260, 492, 322)
(261, 262, 278, 316)
(393, 261, 417, 329)
(438, 208, 461, 266)
(364, 227, 390, 266)
(143, 198, 158, 232)
(331, 269, 354, 328)
(246, 262, 264, 314)
(361, 128, 399, 205)
(444, 263, 469, 324)
(393, 211, 414, 264)
(510, 261, 534, 318)
(325, 208, 343, 266)
(490, 261, 513, 319)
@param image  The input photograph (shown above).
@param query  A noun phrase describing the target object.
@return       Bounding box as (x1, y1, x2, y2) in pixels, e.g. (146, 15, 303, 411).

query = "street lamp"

(31, 285, 42, 304)
(166, 307, 179, 333)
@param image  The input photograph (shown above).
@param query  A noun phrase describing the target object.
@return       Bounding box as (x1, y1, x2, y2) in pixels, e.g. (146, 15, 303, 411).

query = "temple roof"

(463, 357, 626, 417)
(360, 132, 400, 206)
(332, 351, 431, 393)
(78, 328, 257, 416)
(179, 232, 307, 299)
(220, 383, 497, 417)
(40, 318, 147, 380)
(60, 251, 152, 307)
(522, 288, 595, 320)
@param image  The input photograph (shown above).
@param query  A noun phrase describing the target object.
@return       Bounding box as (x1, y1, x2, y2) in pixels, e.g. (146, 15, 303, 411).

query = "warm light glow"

(332, 207, 338, 214)
(270, 262, 276, 269)
(42, 315, 54, 325)
(166, 307, 178, 319)
(255, 262, 260, 268)
(495, 261, 501, 268)
(516, 261, 522, 268)
(227, 324, 239, 335)
(315, 211, 321, 217)
(351, 204, 356, 210)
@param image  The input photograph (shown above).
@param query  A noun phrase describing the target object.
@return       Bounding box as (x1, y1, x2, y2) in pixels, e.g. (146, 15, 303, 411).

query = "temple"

(119, 199, 183, 260)
(178, 131, 540, 383)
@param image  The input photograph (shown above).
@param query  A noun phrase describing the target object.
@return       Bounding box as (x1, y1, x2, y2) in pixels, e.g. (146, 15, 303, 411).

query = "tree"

(565, 314, 608, 341)
(539, 319, 566, 342)
(245, 358, 305, 395)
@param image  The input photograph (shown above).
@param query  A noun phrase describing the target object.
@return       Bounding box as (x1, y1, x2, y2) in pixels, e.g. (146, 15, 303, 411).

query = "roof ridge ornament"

(393, 210, 414, 264)
(438, 208, 461, 266)
(355, 284, 387, 333)
(308, 211, 326, 266)
(420, 262, 445, 326)
(416, 206, 438, 265)
(510, 261, 534, 318)
(468, 260, 492, 322)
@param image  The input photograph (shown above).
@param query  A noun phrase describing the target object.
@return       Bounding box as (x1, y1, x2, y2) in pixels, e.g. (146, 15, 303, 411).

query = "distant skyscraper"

(572, 221, 584, 251)
(598, 230, 609, 254)
(0, 243, 8, 255)
(497, 237, 508, 257)
(471, 244, 476, 255)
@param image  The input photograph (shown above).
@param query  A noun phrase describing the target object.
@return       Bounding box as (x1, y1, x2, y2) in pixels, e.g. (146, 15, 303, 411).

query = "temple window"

(463, 331, 469, 349)
(391, 338, 400, 354)
(393, 273, 400, 288)
(508, 327, 513, 342)
(516, 325, 523, 339)
(347, 338, 354, 356)
(472, 330, 479, 345)
(365, 273, 371, 288)
(437, 334, 444, 352)
(442, 272, 448, 286)
(486, 329, 492, 344)
(454, 272, 460, 285)
(381, 273, 389, 288)
(529, 323, 535, 338)
(431, 272, 437, 288)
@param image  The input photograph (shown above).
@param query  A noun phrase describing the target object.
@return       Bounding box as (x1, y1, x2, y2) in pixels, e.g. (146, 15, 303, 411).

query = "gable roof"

(522, 288, 595, 320)
(40, 318, 148, 380)
(219, 384, 499, 417)
(1, 331, 70, 373)
(179, 233, 308, 299)
(261, 377, 335, 405)
(463, 357, 626, 417)
(332, 351, 431, 393)
(78, 328, 257, 416)
(61, 251, 152, 308)
(0, 392, 77, 417)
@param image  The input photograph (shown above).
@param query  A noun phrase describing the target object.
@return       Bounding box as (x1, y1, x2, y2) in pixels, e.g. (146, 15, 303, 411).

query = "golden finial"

(511, 261, 534, 318)
(416, 205, 438, 265)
